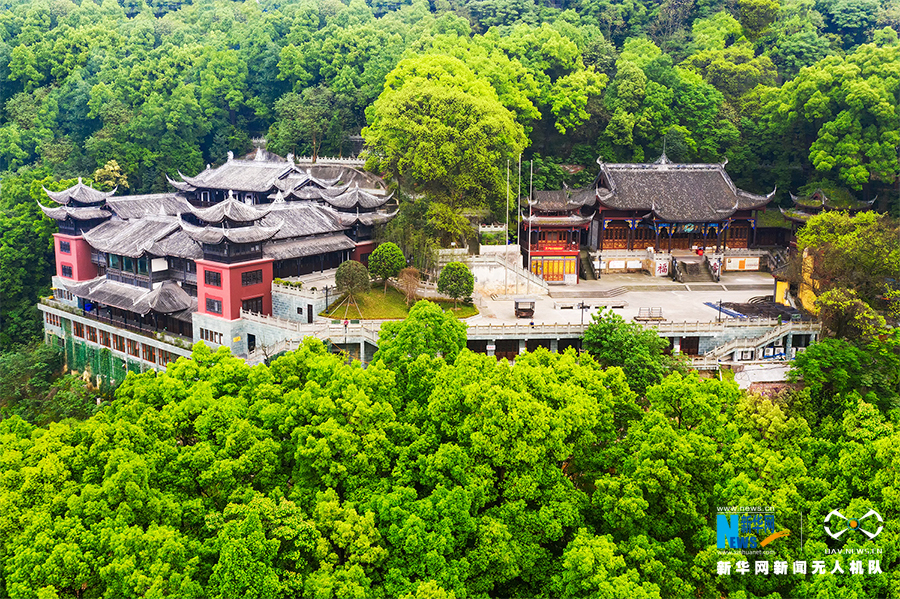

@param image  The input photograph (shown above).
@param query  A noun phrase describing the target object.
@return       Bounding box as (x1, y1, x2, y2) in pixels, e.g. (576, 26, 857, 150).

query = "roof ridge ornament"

(287, 153, 294, 165)
(227, 151, 234, 162)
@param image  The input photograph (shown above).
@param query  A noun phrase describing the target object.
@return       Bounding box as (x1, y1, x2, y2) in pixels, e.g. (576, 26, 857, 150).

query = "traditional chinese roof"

(43, 178, 116, 205)
(188, 194, 273, 223)
(63, 278, 194, 315)
(522, 214, 594, 227)
(789, 190, 875, 212)
(38, 203, 112, 221)
(263, 234, 356, 260)
(275, 168, 344, 193)
(106, 194, 194, 219)
(82, 218, 181, 257)
(176, 159, 296, 193)
(321, 184, 392, 210)
(147, 228, 203, 259)
(263, 205, 346, 240)
(529, 187, 596, 211)
(337, 210, 399, 227)
(180, 220, 283, 244)
(596, 158, 775, 223)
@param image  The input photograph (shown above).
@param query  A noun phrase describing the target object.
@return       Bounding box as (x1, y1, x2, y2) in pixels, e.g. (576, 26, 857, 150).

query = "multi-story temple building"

(522, 187, 595, 284)
(38, 150, 394, 375)
(524, 155, 777, 283)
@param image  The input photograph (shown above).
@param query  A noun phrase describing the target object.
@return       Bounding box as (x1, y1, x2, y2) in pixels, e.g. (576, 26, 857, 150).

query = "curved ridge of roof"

(180, 219, 283, 244)
(166, 175, 195, 192)
(188, 193, 273, 223)
(38, 202, 112, 221)
(321, 185, 393, 210)
(43, 178, 116, 205)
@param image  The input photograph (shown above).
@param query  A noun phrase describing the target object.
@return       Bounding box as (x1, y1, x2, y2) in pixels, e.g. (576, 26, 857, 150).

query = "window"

(200, 328, 223, 345)
(112, 334, 125, 353)
(158, 350, 174, 365)
(60, 241, 71, 254)
(206, 298, 222, 314)
(99, 330, 111, 347)
(137, 257, 148, 275)
(45, 313, 62, 326)
(127, 339, 140, 357)
(61, 264, 73, 278)
(109, 254, 120, 269)
(86, 326, 97, 343)
(74, 322, 84, 338)
(297, 307, 303, 315)
(123, 256, 133, 272)
(142, 344, 156, 363)
(53, 288, 74, 301)
(241, 269, 263, 286)
(205, 269, 222, 287)
(242, 296, 263, 313)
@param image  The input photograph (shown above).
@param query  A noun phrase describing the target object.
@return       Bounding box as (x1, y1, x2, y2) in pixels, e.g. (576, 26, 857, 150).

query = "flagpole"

(528, 160, 533, 295)
(505, 159, 510, 295)
(517, 154, 522, 295)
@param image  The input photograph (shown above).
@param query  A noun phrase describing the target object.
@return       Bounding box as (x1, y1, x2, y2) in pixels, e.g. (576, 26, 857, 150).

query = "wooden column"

(667, 227, 672, 253)
(654, 228, 660, 252)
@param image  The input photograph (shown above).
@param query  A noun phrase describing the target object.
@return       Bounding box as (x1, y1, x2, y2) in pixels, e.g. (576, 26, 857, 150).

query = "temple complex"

(38, 150, 394, 371)
(524, 155, 778, 284)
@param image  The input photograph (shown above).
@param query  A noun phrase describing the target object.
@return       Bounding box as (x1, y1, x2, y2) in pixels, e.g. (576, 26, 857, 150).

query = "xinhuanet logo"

(717, 507, 790, 550)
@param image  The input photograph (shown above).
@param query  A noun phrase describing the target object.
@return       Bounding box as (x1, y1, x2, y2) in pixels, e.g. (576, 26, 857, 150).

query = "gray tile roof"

(261, 205, 346, 240)
(597, 162, 774, 222)
(43, 178, 115, 205)
(321, 185, 392, 209)
(38, 203, 111, 221)
(263, 234, 355, 260)
(522, 214, 593, 227)
(63, 278, 194, 315)
(181, 220, 282, 244)
(148, 229, 203, 259)
(530, 187, 596, 211)
(178, 160, 296, 192)
(82, 218, 181, 257)
(107, 194, 194, 219)
(188, 195, 273, 223)
(337, 210, 399, 226)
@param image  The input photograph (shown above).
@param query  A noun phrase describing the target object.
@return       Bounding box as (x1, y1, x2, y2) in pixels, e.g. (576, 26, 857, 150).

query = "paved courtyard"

(473, 271, 777, 325)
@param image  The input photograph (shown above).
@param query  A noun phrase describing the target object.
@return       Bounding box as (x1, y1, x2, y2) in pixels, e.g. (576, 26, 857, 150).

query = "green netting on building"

(62, 331, 147, 391)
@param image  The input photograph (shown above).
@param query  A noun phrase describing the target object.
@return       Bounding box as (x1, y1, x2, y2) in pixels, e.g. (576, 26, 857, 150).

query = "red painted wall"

(197, 258, 273, 320)
(351, 241, 376, 265)
(54, 233, 98, 281)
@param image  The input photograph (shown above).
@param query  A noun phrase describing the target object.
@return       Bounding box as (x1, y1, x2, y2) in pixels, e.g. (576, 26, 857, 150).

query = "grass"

(322, 286, 479, 320)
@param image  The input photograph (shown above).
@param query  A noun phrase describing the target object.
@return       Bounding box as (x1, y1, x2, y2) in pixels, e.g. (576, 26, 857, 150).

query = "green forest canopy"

(1, 0, 899, 346)
(0, 300, 898, 598)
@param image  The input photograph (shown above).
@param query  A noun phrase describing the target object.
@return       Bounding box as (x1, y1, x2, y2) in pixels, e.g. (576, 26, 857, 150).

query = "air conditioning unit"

(763, 347, 774, 358)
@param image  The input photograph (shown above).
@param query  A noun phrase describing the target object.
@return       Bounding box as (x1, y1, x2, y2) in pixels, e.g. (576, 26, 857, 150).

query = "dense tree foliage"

(367, 241, 405, 293)
(794, 211, 900, 305)
(2, 0, 899, 345)
(436, 261, 474, 307)
(582, 308, 687, 396)
(0, 301, 898, 597)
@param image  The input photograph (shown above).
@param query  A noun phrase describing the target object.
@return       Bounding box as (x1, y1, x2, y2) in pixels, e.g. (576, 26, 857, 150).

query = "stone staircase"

(579, 249, 596, 281)
(676, 258, 716, 283)
(549, 286, 628, 299)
